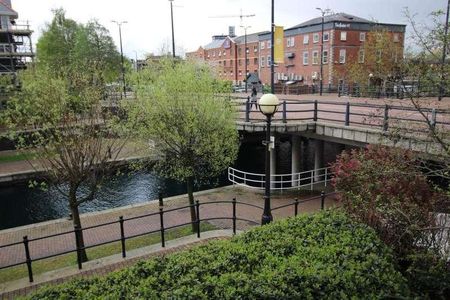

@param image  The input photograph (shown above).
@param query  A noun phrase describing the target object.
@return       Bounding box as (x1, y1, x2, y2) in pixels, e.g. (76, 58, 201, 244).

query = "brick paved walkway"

(0, 186, 336, 292)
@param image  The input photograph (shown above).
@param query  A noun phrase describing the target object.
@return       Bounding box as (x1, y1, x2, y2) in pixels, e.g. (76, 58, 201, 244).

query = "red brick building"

(186, 13, 406, 88)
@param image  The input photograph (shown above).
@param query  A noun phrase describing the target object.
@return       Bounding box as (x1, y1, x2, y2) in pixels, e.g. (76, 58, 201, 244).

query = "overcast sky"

(11, 0, 448, 59)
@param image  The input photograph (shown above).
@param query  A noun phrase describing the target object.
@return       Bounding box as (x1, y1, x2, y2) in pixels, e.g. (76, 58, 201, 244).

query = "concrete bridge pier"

(314, 139, 324, 182)
(291, 135, 302, 187)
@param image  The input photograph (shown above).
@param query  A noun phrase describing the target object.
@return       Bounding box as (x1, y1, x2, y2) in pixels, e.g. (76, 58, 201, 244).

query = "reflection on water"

(0, 171, 225, 230)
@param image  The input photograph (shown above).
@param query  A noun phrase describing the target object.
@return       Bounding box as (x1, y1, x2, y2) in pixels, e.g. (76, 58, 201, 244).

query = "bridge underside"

(237, 121, 447, 159)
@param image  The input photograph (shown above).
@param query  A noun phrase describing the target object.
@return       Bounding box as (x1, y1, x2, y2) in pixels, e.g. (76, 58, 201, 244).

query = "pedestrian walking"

(250, 87, 257, 109)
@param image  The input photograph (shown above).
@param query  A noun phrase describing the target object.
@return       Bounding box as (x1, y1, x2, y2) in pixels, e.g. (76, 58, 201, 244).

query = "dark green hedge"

(28, 210, 409, 299)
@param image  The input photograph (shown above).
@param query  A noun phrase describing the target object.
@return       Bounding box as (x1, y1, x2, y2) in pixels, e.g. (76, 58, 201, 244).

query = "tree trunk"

(187, 176, 198, 233)
(69, 186, 88, 262)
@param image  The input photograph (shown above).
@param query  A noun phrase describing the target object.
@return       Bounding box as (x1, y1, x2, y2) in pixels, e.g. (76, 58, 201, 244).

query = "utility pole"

(112, 20, 127, 99)
(316, 8, 330, 96)
(169, 0, 176, 58)
(241, 25, 251, 93)
(271, 0, 275, 94)
(439, 0, 450, 101)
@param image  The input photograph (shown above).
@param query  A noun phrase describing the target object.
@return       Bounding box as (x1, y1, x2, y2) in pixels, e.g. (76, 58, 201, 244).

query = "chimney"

(228, 26, 236, 37)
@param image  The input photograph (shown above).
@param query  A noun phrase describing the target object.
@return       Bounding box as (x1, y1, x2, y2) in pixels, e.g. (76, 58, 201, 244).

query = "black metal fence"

(0, 192, 334, 283)
(237, 97, 450, 134)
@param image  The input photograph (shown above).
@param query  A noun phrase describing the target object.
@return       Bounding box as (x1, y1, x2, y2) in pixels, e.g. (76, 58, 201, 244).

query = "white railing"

(228, 166, 333, 191)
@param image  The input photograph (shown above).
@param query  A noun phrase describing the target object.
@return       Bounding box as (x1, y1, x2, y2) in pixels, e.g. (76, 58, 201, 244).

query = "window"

(340, 31, 347, 41)
(223, 50, 226, 56)
(287, 36, 295, 47)
(360, 32, 366, 42)
(254, 45, 258, 52)
(339, 49, 346, 63)
(323, 32, 329, 42)
(267, 55, 271, 66)
(358, 49, 364, 63)
(218, 51, 221, 57)
(260, 56, 265, 67)
(246, 58, 249, 65)
(303, 51, 309, 65)
(313, 33, 319, 43)
(254, 57, 258, 65)
(238, 59, 242, 66)
(239, 70, 242, 76)
(303, 34, 309, 44)
(238, 48, 242, 55)
(213, 51, 215, 57)
(246, 47, 249, 54)
(223, 60, 226, 66)
(393, 33, 399, 42)
(322, 50, 328, 64)
(312, 50, 319, 64)
(260, 41, 265, 50)
(267, 40, 271, 48)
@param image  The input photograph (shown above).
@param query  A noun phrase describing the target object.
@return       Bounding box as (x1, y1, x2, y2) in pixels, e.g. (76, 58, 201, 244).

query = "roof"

(234, 31, 268, 44)
(204, 38, 227, 50)
(289, 13, 372, 29)
(0, 0, 17, 17)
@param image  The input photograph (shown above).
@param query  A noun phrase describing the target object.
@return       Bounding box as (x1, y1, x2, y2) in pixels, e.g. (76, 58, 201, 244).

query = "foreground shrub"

(28, 210, 409, 299)
(331, 145, 436, 255)
(331, 145, 450, 298)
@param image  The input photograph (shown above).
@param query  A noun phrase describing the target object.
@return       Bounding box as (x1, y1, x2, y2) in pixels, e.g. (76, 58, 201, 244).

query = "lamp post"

(112, 20, 127, 99)
(316, 8, 329, 96)
(241, 25, 251, 93)
(368, 73, 373, 98)
(258, 93, 279, 224)
(270, 0, 275, 94)
(169, 0, 176, 58)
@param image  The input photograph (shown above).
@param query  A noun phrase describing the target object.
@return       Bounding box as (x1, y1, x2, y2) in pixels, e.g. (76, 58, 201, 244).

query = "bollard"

(294, 198, 299, 216)
(320, 191, 325, 210)
(158, 186, 163, 207)
(345, 102, 350, 126)
(74, 226, 83, 270)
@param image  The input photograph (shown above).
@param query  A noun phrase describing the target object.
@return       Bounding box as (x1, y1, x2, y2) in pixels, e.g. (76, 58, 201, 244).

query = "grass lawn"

(0, 152, 31, 163)
(0, 222, 216, 284)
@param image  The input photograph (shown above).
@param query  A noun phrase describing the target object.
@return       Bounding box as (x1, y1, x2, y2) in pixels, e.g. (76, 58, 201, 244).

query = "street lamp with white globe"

(258, 93, 279, 224)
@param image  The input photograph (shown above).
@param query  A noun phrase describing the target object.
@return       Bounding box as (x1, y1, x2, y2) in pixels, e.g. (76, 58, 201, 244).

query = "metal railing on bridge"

(228, 166, 333, 191)
(232, 96, 450, 134)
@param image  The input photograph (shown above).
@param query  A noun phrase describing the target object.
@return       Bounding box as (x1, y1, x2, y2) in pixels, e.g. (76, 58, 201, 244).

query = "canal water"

(0, 143, 266, 230)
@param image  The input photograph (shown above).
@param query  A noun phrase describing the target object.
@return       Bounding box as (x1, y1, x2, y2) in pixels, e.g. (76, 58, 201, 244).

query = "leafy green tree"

(37, 9, 121, 84)
(5, 67, 127, 262)
(127, 59, 239, 231)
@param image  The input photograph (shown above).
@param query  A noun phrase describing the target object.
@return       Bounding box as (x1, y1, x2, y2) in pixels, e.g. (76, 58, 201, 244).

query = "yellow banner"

(274, 26, 284, 64)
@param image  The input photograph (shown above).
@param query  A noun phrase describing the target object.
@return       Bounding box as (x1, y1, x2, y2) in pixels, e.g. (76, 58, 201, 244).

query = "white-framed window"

(303, 51, 309, 65)
(213, 51, 216, 57)
(360, 32, 366, 42)
(218, 51, 221, 57)
(267, 40, 271, 48)
(303, 34, 309, 44)
(267, 55, 271, 66)
(358, 49, 365, 63)
(287, 36, 295, 47)
(323, 32, 329, 42)
(340, 31, 347, 41)
(393, 33, 399, 42)
(312, 50, 319, 64)
(223, 50, 226, 56)
(313, 33, 320, 43)
(254, 45, 258, 52)
(260, 56, 265, 67)
(322, 50, 328, 64)
(260, 41, 265, 50)
(339, 49, 346, 63)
